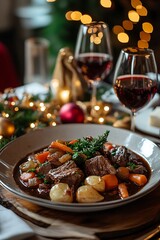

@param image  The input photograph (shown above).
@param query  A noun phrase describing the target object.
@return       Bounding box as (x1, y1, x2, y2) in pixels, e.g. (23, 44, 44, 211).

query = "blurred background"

(0, 0, 160, 88)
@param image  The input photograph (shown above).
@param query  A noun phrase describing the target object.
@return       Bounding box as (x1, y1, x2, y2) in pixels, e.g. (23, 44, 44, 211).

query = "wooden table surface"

(1, 182, 160, 240)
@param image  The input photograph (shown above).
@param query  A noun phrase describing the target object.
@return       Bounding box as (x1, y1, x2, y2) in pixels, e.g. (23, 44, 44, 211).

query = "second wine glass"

(75, 21, 113, 108)
(113, 47, 158, 132)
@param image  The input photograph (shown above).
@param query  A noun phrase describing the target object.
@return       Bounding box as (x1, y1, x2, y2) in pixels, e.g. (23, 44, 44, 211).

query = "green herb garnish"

(127, 162, 137, 170)
(68, 130, 110, 160)
(37, 172, 45, 179)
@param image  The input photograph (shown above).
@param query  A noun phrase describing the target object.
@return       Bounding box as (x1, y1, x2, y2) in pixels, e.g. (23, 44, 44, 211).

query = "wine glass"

(113, 47, 158, 132)
(75, 21, 113, 109)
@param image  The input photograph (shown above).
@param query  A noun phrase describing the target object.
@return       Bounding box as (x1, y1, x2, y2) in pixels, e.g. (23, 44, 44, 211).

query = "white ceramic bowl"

(0, 124, 160, 212)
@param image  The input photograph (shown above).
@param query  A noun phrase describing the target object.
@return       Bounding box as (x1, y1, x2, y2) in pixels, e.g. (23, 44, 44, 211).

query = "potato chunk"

(76, 185, 104, 203)
(50, 183, 73, 203)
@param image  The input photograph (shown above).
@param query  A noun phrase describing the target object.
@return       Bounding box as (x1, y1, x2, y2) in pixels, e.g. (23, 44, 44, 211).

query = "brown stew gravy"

(13, 143, 151, 203)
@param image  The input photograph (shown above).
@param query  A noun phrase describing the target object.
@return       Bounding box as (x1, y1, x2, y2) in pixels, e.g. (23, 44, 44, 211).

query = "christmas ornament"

(59, 102, 85, 123)
(0, 117, 15, 137)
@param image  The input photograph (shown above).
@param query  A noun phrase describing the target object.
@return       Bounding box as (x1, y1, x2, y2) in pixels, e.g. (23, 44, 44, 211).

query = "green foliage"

(69, 130, 110, 160)
(0, 92, 51, 150)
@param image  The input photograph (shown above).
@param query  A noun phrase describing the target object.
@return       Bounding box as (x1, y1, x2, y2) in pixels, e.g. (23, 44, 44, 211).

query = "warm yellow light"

(112, 25, 124, 35)
(140, 31, 151, 41)
(90, 34, 95, 43)
(94, 105, 100, 111)
(131, 0, 142, 9)
(100, 0, 112, 8)
(136, 6, 147, 16)
(117, 32, 129, 43)
(0, 135, 3, 139)
(29, 102, 34, 107)
(47, 113, 52, 118)
(142, 22, 153, 33)
(88, 27, 97, 34)
(122, 20, 133, 30)
(14, 107, 19, 112)
(104, 105, 110, 112)
(30, 122, 36, 128)
(2, 112, 9, 118)
(98, 32, 103, 39)
(138, 40, 149, 48)
(71, 11, 82, 21)
(51, 121, 57, 126)
(65, 11, 73, 21)
(98, 117, 105, 123)
(59, 89, 70, 104)
(11, 101, 16, 106)
(81, 14, 92, 24)
(128, 10, 140, 23)
(94, 37, 101, 44)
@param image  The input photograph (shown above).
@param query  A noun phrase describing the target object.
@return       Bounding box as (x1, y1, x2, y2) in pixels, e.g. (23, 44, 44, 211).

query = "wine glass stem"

(91, 82, 97, 107)
(131, 111, 136, 132)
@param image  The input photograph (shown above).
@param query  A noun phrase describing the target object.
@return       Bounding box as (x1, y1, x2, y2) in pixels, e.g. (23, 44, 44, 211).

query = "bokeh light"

(65, 11, 73, 21)
(136, 6, 147, 16)
(71, 11, 82, 21)
(142, 22, 153, 33)
(100, 0, 112, 8)
(122, 20, 133, 30)
(117, 32, 129, 43)
(128, 10, 140, 22)
(112, 25, 124, 35)
(48, 0, 153, 48)
(81, 14, 92, 24)
(140, 31, 151, 41)
(138, 40, 149, 48)
(131, 0, 142, 9)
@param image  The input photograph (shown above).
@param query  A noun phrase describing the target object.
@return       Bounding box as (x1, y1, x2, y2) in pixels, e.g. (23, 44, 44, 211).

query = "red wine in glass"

(76, 53, 113, 83)
(113, 47, 158, 132)
(114, 75, 158, 112)
(75, 22, 113, 108)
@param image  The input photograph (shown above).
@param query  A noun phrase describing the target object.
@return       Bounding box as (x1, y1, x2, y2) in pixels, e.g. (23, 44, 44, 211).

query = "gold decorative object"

(50, 47, 87, 105)
(0, 117, 15, 137)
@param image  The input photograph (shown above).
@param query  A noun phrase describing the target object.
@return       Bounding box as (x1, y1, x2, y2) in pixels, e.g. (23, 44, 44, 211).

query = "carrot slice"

(118, 183, 129, 199)
(35, 151, 50, 164)
(68, 139, 78, 145)
(50, 141, 73, 154)
(20, 172, 35, 181)
(129, 173, 147, 186)
(104, 142, 114, 151)
(102, 174, 118, 190)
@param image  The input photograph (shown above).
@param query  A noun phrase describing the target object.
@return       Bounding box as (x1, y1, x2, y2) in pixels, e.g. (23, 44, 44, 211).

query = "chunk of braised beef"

(48, 160, 84, 192)
(85, 155, 116, 176)
(110, 146, 130, 167)
(127, 164, 147, 174)
(47, 151, 65, 167)
(37, 162, 52, 175)
(37, 183, 51, 198)
(128, 151, 143, 164)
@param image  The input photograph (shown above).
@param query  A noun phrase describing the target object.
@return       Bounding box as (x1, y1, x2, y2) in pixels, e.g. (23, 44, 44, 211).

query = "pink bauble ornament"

(59, 103, 85, 123)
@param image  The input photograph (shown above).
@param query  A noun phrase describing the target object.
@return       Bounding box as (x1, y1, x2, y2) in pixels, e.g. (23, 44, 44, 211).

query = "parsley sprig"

(68, 130, 110, 160)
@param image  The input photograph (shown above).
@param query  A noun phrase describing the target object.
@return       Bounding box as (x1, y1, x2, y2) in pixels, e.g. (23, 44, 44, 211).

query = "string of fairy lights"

(46, 0, 153, 48)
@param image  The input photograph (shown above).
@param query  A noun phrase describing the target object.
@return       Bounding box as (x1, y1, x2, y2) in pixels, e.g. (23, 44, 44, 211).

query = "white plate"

(135, 108, 160, 137)
(0, 124, 160, 212)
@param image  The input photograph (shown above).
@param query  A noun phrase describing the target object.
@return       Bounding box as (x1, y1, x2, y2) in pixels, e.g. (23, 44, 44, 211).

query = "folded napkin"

(0, 205, 34, 240)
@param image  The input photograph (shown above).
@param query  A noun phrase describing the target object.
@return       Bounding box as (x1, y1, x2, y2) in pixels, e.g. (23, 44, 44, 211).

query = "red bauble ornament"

(60, 103, 85, 123)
